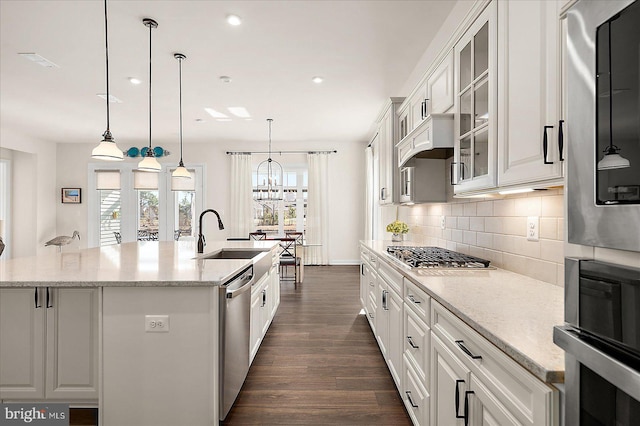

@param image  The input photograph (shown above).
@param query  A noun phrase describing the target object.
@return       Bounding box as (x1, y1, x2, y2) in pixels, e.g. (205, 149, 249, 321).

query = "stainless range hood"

(396, 113, 454, 204)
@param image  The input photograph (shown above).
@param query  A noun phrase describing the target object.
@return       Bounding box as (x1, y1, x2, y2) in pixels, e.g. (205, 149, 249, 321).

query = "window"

(88, 164, 204, 247)
(252, 167, 307, 237)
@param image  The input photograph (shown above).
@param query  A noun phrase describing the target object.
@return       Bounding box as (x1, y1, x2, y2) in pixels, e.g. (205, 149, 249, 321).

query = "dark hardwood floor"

(223, 265, 411, 425)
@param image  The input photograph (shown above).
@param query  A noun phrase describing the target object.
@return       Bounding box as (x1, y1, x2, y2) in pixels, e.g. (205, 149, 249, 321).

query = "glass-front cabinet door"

(453, 1, 497, 193)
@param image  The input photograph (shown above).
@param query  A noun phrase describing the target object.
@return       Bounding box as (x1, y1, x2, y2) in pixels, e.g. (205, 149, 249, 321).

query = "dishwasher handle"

(225, 270, 254, 299)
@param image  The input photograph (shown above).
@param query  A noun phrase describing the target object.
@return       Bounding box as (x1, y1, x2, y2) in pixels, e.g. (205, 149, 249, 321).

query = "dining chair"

(113, 232, 122, 244)
(249, 232, 267, 240)
(285, 231, 303, 245)
(174, 230, 181, 241)
(279, 237, 301, 287)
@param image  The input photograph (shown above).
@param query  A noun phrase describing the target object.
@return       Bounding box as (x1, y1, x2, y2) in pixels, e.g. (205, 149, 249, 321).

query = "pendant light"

(172, 53, 191, 179)
(138, 18, 161, 172)
(597, 18, 630, 171)
(91, 0, 124, 161)
(255, 119, 283, 201)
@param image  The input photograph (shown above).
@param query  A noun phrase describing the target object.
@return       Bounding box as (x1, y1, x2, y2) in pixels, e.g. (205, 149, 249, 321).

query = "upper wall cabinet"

(497, 0, 564, 187)
(427, 51, 455, 115)
(376, 98, 404, 205)
(453, 1, 498, 194)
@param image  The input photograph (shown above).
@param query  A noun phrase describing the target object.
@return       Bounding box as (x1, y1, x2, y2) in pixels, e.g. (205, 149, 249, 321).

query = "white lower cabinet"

(0, 287, 99, 401)
(431, 300, 558, 426)
(404, 354, 430, 426)
(250, 272, 270, 363)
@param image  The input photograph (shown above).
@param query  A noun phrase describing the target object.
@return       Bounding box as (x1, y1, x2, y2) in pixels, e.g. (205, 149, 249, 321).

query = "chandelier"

(255, 119, 283, 201)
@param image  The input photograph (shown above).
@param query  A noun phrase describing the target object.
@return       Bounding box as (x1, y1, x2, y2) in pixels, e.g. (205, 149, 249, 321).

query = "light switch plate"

(145, 315, 169, 332)
(527, 216, 539, 242)
(441, 216, 446, 230)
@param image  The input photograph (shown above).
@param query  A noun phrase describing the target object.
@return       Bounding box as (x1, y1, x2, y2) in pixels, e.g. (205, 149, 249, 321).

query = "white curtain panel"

(306, 152, 329, 265)
(364, 146, 373, 241)
(229, 153, 253, 238)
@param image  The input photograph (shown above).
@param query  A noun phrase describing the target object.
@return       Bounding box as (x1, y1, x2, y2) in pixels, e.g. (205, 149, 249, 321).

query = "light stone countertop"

(0, 240, 278, 287)
(361, 240, 564, 384)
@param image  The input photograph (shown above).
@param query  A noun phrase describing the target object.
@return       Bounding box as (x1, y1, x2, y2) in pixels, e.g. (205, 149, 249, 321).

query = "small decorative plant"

(386, 220, 409, 234)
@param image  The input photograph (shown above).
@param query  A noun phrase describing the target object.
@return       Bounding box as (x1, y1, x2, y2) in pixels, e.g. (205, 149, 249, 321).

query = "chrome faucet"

(197, 209, 225, 253)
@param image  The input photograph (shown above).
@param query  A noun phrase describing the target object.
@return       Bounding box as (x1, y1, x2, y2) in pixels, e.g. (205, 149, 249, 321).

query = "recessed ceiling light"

(312, 76, 324, 84)
(204, 108, 228, 119)
(18, 52, 59, 68)
(226, 14, 242, 26)
(227, 107, 251, 118)
(97, 94, 122, 103)
(128, 77, 142, 85)
(219, 76, 232, 83)
(216, 118, 232, 122)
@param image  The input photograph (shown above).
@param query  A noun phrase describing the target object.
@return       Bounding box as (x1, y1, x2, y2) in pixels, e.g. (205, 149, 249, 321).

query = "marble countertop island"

(361, 240, 565, 384)
(0, 240, 278, 287)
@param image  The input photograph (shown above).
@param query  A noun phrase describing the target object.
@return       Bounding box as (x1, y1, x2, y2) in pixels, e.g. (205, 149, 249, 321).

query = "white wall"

(0, 128, 57, 258)
(56, 138, 365, 264)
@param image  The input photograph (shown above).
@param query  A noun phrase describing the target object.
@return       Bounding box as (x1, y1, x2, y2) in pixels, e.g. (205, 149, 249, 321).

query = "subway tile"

(503, 217, 526, 237)
(476, 201, 493, 216)
(485, 217, 504, 234)
(484, 249, 503, 268)
(556, 263, 565, 287)
(442, 204, 452, 216)
(514, 196, 542, 217)
(502, 253, 529, 276)
(443, 229, 452, 241)
(457, 217, 470, 230)
(493, 199, 515, 216)
(525, 258, 559, 285)
(429, 204, 443, 216)
(446, 217, 457, 229)
(476, 232, 493, 249)
(455, 243, 470, 254)
(463, 230, 477, 245)
(469, 246, 485, 258)
(515, 237, 541, 258)
(451, 203, 465, 217)
(464, 203, 477, 217)
(540, 239, 564, 263)
(539, 218, 558, 240)
(452, 229, 464, 243)
(493, 234, 516, 253)
(558, 218, 565, 240)
(541, 195, 564, 217)
(446, 241, 457, 251)
(469, 217, 485, 232)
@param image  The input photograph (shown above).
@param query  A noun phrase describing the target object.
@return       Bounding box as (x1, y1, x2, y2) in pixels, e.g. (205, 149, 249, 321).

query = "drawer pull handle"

(46, 287, 52, 309)
(408, 295, 421, 304)
(34, 288, 41, 309)
(406, 391, 419, 408)
(455, 379, 465, 419)
(558, 120, 565, 161)
(407, 336, 419, 349)
(543, 125, 554, 164)
(455, 340, 482, 360)
(369, 313, 374, 319)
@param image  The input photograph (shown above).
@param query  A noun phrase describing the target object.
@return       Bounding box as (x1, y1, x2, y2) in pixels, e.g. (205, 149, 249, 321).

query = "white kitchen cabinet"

(0, 287, 99, 401)
(250, 272, 270, 363)
(376, 260, 404, 389)
(409, 86, 429, 134)
(431, 300, 557, 426)
(403, 353, 430, 426)
(376, 98, 404, 204)
(268, 263, 280, 321)
(453, 1, 498, 194)
(427, 50, 455, 114)
(497, 0, 564, 187)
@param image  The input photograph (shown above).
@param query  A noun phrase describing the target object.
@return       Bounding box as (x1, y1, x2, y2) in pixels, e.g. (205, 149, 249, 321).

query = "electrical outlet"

(527, 216, 539, 242)
(441, 216, 446, 230)
(145, 315, 169, 332)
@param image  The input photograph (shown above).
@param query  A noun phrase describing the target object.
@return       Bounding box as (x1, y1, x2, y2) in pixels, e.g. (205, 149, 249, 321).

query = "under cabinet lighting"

(498, 188, 534, 195)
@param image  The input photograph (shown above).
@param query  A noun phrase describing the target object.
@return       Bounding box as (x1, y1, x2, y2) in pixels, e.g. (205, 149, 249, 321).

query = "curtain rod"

(226, 150, 337, 155)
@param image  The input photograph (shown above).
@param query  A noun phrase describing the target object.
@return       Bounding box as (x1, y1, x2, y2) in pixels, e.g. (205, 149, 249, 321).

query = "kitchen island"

(0, 240, 279, 426)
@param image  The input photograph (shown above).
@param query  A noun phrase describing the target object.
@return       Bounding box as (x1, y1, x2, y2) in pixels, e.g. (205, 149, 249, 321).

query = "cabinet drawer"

(404, 279, 430, 324)
(431, 300, 555, 426)
(366, 293, 376, 328)
(404, 303, 430, 384)
(378, 260, 403, 296)
(403, 355, 430, 426)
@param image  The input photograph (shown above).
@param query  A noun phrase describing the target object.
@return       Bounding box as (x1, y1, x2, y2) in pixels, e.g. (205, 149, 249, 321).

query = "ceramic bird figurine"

(45, 231, 80, 252)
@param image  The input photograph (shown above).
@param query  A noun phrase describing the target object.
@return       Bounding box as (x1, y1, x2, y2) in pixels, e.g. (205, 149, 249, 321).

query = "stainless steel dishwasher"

(219, 252, 271, 420)
(218, 264, 253, 420)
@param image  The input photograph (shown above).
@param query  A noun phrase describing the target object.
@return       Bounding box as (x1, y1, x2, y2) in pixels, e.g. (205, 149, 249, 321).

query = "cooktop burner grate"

(386, 246, 491, 268)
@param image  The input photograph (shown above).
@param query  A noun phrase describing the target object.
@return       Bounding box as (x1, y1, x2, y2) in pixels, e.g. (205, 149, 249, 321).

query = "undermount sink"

(201, 250, 266, 260)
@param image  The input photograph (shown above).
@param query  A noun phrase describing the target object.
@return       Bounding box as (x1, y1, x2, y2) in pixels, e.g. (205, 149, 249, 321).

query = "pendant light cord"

(267, 118, 273, 160)
(104, 0, 110, 134)
(148, 21, 153, 151)
(179, 56, 184, 165)
(607, 21, 614, 153)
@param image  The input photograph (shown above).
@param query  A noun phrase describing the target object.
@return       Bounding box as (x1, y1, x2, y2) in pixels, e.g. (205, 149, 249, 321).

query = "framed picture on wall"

(61, 188, 81, 204)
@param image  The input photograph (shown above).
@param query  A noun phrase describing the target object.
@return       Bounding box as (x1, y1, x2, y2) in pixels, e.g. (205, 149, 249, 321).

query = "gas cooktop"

(385, 246, 491, 269)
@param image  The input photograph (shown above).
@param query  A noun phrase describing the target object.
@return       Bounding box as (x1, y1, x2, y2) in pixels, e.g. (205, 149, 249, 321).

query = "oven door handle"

(553, 325, 640, 401)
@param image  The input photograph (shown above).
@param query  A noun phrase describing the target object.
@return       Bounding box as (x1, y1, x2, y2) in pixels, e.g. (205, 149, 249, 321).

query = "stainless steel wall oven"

(554, 259, 640, 425)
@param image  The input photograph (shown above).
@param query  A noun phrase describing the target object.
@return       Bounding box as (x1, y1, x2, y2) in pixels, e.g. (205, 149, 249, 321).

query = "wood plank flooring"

(223, 265, 411, 425)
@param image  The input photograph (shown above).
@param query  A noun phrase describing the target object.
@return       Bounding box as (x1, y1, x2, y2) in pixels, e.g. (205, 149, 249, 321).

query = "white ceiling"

(0, 0, 456, 148)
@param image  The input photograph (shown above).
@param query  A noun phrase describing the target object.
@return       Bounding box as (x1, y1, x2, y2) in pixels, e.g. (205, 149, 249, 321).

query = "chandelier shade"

(255, 119, 283, 201)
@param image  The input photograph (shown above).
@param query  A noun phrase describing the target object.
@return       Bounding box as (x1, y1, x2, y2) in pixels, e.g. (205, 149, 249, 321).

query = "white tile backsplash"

(402, 191, 565, 286)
